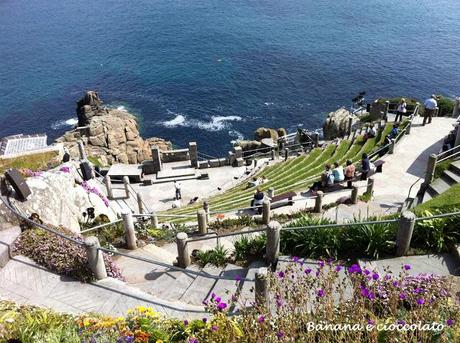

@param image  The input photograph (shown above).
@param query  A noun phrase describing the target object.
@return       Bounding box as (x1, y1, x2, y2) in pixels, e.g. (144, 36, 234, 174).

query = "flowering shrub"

(59, 166, 71, 173)
(80, 180, 110, 207)
(13, 226, 124, 283)
(20, 168, 44, 177)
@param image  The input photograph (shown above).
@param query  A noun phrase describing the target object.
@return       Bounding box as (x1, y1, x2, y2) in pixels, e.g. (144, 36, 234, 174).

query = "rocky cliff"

(56, 91, 171, 166)
(322, 108, 357, 140)
(236, 127, 286, 151)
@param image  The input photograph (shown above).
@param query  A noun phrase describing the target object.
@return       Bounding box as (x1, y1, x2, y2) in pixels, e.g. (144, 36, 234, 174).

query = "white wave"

(228, 130, 244, 141)
(116, 105, 127, 112)
(159, 112, 242, 131)
(51, 117, 78, 130)
(264, 102, 274, 106)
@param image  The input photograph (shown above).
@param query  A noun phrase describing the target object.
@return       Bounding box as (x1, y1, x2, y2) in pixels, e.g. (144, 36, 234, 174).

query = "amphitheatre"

(1, 91, 460, 342)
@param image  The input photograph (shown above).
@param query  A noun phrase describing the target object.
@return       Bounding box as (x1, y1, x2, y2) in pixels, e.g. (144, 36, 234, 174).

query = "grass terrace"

(163, 120, 407, 223)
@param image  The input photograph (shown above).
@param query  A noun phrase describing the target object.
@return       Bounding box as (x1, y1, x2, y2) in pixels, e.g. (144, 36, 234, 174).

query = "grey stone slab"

(198, 161, 209, 169)
(0, 226, 21, 267)
(157, 168, 196, 179)
(443, 169, 460, 184)
(209, 159, 220, 168)
(428, 178, 451, 196)
(179, 264, 221, 305)
(107, 164, 143, 182)
(238, 260, 267, 306)
(155, 265, 201, 301)
(207, 263, 247, 303)
(450, 161, 460, 174)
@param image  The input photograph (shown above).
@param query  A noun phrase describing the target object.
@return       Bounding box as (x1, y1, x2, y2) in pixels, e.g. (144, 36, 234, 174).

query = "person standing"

(361, 153, 370, 180)
(344, 160, 356, 188)
(423, 95, 438, 126)
(174, 181, 182, 200)
(395, 98, 407, 123)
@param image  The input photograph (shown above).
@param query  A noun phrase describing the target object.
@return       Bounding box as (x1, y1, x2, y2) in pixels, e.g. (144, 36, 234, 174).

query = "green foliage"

(411, 209, 460, 252)
(434, 159, 452, 179)
(208, 215, 256, 232)
(359, 191, 373, 202)
(195, 245, 228, 267)
(13, 226, 124, 282)
(87, 156, 103, 167)
(233, 234, 266, 262)
(0, 150, 60, 174)
(437, 96, 455, 117)
(415, 183, 460, 212)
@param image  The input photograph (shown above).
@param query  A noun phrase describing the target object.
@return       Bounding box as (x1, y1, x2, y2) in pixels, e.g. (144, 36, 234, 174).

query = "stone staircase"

(425, 160, 460, 201)
(0, 223, 21, 268)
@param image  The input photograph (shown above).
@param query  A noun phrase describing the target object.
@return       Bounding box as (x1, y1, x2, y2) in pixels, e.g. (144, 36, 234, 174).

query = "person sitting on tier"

(311, 164, 334, 193)
(248, 175, 268, 188)
(332, 162, 345, 183)
(344, 160, 355, 188)
(251, 187, 265, 209)
(360, 153, 370, 180)
(363, 123, 377, 141)
(389, 123, 399, 140)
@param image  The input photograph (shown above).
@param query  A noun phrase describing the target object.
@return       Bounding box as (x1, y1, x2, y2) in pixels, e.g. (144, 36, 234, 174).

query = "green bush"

(195, 245, 228, 267)
(13, 226, 124, 282)
(233, 234, 266, 262)
(208, 215, 256, 232)
(437, 96, 455, 117)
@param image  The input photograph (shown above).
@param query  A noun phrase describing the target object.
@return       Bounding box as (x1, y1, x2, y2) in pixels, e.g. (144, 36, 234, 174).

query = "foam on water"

(51, 118, 78, 130)
(160, 111, 242, 132)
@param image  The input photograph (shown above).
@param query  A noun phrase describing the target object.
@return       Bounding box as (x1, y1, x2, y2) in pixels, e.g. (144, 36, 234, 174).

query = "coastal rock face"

(0, 163, 118, 233)
(56, 91, 172, 166)
(254, 127, 286, 142)
(322, 108, 357, 140)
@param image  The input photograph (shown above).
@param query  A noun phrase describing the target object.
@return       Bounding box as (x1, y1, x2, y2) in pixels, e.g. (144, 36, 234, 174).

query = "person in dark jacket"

(361, 153, 370, 180)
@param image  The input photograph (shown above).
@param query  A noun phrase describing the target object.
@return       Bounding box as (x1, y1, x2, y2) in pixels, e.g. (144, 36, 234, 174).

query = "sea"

(1, 0, 459, 156)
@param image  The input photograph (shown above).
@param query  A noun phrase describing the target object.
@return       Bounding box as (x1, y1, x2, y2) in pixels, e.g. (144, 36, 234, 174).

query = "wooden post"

(351, 186, 359, 204)
(255, 267, 268, 306)
(396, 211, 416, 256)
(176, 232, 190, 268)
(84, 236, 107, 280)
(197, 210, 208, 234)
(151, 213, 159, 228)
(423, 154, 438, 187)
(77, 141, 87, 161)
(262, 200, 271, 225)
(123, 176, 130, 198)
(266, 221, 280, 265)
(314, 191, 323, 213)
(271, 149, 276, 160)
(121, 210, 137, 250)
(366, 178, 374, 197)
(104, 175, 114, 200)
(389, 139, 395, 154)
(203, 201, 210, 224)
(137, 193, 144, 214)
(284, 148, 289, 161)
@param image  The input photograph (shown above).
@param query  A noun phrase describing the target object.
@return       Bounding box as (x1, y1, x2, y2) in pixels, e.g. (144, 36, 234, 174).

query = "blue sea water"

(1, 0, 459, 155)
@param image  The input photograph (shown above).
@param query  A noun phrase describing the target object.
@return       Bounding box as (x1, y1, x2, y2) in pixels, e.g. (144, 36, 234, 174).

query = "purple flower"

(317, 289, 325, 297)
(372, 273, 379, 280)
(368, 292, 375, 300)
(384, 274, 391, 280)
(188, 339, 198, 343)
(335, 265, 342, 272)
(277, 271, 285, 278)
(211, 325, 218, 331)
(363, 269, 371, 276)
(235, 275, 241, 282)
(417, 298, 425, 305)
(258, 315, 265, 323)
(413, 288, 423, 294)
(397, 320, 406, 325)
(276, 298, 284, 308)
(214, 296, 221, 303)
(361, 288, 370, 297)
(59, 166, 71, 173)
(399, 293, 407, 300)
(368, 319, 375, 325)
(276, 331, 284, 339)
(292, 256, 299, 262)
(403, 264, 411, 270)
(217, 302, 227, 310)
(202, 318, 207, 323)
(447, 319, 454, 326)
(211, 293, 216, 299)
(304, 268, 312, 274)
(184, 320, 189, 326)
(392, 281, 399, 287)
(347, 264, 362, 274)
(318, 260, 325, 268)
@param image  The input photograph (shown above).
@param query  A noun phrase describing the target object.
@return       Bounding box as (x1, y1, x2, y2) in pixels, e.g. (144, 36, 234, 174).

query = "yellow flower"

(156, 340, 164, 343)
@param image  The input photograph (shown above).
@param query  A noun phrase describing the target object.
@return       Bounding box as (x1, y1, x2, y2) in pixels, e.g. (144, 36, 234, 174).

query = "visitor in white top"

(395, 98, 407, 123)
(174, 181, 182, 200)
(332, 162, 345, 182)
(423, 95, 438, 126)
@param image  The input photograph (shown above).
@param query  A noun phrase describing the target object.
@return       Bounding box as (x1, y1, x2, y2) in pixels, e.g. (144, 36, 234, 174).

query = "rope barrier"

(80, 219, 123, 234)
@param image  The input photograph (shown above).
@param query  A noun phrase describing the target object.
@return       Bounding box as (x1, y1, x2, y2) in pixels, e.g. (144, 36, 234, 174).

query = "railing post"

(121, 210, 137, 250)
(366, 178, 374, 197)
(351, 186, 359, 204)
(423, 154, 438, 187)
(405, 121, 412, 135)
(396, 211, 416, 256)
(266, 220, 280, 265)
(176, 232, 190, 268)
(388, 139, 395, 154)
(151, 213, 159, 228)
(255, 267, 268, 306)
(137, 193, 144, 214)
(77, 140, 87, 161)
(189, 142, 198, 168)
(271, 149, 276, 161)
(104, 175, 114, 200)
(267, 187, 275, 198)
(84, 236, 107, 280)
(262, 199, 271, 225)
(203, 201, 210, 224)
(284, 148, 289, 161)
(314, 191, 323, 213)
(347, 116, 353, 136)
(123, 176, 130, 198)
(197, 210, 208, 234)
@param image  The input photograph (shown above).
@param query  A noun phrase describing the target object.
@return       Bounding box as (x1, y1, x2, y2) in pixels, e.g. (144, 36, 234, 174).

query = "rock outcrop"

(236, 127, 286, 151)
(0, 162, 118, 233)
(56, 91, 172, 166)
(322, 108, 357, 140)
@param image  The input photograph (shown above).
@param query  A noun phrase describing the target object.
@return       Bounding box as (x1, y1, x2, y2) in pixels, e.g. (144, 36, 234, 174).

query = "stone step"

(449, 160, 460, 175)
(206, 263, 247, 303)
(148, 264, 201, 301)
(179, 264, 222, 305)
(0, 226, 21, 268)
(427, 178, 451, 197)
(442, 169, 460, 185)
(237, 260, 267, 307)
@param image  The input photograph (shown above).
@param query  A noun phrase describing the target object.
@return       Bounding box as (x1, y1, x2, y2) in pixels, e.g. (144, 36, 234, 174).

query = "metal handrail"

(97, 247, 255, 282)
(187, 227, 267, 242)
(415, 211, 460, 221)
(282, 218, 399, 231)
(0, 195, 85, 246)
(80, 219, 123, 234)
(437, 145, 460, 159)
(437, 149, 460, 163)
